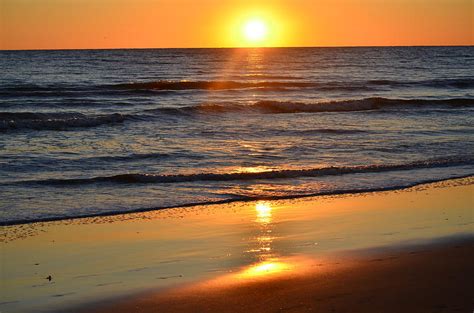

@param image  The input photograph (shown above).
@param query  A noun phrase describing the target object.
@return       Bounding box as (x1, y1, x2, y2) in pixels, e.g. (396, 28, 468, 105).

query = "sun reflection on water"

(233, 165, 276, 174)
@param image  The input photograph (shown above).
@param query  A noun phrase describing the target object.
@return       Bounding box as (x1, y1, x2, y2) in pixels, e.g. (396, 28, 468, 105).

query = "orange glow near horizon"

(1, 0, 472, 50)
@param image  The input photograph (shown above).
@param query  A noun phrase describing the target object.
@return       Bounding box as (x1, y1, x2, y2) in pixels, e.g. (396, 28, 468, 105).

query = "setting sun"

(222, 8, 288, 48)
(243, 19, 268, 43)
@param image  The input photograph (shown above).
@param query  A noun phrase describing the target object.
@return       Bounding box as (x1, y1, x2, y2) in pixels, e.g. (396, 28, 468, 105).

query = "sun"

(223, 7, 293, 47)
(224, 9, 289, 47)
(243, 19, 268, 44)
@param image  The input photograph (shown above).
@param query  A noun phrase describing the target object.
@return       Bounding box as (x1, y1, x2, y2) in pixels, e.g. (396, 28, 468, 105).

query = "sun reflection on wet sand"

(255, 201, 272, 224)
(237, 260, 292, 279)
(206, 202, 317, 286)
(239, 201, 293, 279)
(248, 201, 275, 260)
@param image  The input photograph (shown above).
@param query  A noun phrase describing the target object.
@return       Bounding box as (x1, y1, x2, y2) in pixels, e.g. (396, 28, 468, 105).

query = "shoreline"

(3, 174, 473, 227)
(2, 176, 473, 312)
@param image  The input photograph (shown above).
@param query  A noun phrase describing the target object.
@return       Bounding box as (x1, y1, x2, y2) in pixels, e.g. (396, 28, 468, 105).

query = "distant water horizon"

(1, 46, 473, 224)
(2, 44, 473, 52)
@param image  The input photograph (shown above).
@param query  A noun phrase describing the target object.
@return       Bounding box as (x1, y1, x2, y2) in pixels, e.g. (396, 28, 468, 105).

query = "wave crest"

(145, 98, 473, 116)
(15, 156, 474, 186)
(0, 112, 127, 131)
(112, 78, 474, 91)
(2, 78, 472, 99)
(112, 80, 314, 91)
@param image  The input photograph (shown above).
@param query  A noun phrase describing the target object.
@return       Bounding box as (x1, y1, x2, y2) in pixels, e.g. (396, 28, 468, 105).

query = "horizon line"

(1, 44, 473, 52)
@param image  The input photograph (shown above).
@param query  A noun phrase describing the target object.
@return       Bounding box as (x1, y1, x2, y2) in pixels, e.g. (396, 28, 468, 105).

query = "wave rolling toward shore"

(0, 46, 473, 224)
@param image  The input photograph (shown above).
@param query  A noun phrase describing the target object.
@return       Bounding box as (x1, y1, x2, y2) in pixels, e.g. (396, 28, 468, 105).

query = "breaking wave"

(2, 78, 472, 99)
(14, 156, 474, 186)
(112, 78, 474, 91)
(3, 97, 471, 131)
(112, 80, 315, 91)
(147, 98, 473, 115)
(0, 112, 128, 131)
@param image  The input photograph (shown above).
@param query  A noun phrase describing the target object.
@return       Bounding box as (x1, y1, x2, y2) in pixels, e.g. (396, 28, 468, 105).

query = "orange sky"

(1, 0, 472, 50)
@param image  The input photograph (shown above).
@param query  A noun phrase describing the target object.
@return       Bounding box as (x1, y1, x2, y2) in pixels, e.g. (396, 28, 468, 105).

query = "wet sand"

(85, 240, 474, 313)
(2, 177, 473, 313)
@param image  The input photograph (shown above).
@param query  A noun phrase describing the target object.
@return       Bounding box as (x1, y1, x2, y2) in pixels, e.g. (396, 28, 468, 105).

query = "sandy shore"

(2, 177, 473, 313)
(85, 240, 474, 313)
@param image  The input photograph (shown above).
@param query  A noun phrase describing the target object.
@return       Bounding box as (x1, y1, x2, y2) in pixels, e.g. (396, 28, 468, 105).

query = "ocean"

(1, 46, 473, 225)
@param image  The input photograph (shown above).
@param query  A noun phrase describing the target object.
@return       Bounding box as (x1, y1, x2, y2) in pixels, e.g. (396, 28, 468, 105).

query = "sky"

(1, 0, 472, 50)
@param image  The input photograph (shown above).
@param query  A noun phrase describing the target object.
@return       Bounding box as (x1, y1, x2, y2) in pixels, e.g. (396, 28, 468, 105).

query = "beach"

(2, 177, 473, 312)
